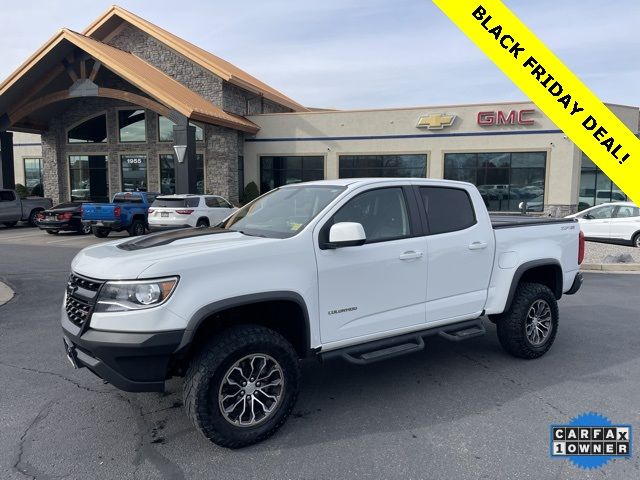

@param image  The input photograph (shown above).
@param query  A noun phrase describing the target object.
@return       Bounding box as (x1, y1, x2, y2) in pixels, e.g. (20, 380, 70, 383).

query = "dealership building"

(0, 6, 637, 215)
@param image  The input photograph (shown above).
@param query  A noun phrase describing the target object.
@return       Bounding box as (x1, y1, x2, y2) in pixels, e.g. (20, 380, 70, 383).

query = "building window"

(158, 116, 204, 142)
(69, 155, 109, 202)
(579, 153, 628, 210)
(121, 155, 147, 191)
(238, 155, 244, 200)
(444, 151, 546, 212)
(159, 153, 204, 194)
(118, 109, 146, 142)
(339, 154, 427, 178)
(23, 157, 43, 196)
(68, 114, 107, 143)
(260, 156, 324, 193)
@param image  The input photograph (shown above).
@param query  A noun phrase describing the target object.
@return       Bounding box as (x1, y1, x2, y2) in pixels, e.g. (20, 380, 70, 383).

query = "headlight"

(94, 277, 178, 313)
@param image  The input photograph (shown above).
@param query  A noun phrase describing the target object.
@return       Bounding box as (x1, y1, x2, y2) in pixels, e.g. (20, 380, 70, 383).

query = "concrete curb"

(581, 263, 640, 272)
(0, 281, 14, 306)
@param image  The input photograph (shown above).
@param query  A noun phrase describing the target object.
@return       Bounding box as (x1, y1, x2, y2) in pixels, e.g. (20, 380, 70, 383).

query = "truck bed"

(490, 214, 576, 229)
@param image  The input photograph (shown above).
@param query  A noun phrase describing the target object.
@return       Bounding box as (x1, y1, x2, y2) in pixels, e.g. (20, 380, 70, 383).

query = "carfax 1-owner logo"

(550, 412, 632, 470)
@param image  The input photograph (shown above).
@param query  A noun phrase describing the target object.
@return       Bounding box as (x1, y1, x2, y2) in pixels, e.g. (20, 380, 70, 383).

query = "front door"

(580, 205, 616, 239)
(315, 187, 427, 344)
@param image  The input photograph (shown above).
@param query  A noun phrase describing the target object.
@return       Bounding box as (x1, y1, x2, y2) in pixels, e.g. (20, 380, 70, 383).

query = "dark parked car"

(36, 202, 92, 235)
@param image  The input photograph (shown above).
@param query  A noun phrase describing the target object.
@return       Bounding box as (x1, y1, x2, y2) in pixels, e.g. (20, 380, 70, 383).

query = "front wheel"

(633, 232, 640, 248)
(495, 282, 559, 359)
(93, 227, 110, 238)
(183, 325, 300, 449)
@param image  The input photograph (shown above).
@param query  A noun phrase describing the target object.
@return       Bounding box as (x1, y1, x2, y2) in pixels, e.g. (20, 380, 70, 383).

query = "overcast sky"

(1, 0, 637, 109)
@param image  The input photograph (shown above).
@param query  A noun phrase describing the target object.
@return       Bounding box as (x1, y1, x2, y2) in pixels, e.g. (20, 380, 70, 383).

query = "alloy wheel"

(525, 299, 552, 346)
(218, 354, 285, 427)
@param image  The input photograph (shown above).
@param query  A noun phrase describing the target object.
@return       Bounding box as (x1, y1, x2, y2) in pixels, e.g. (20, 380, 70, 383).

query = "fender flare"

(504, 259, 563, 312)
(177, 291, 311, 354)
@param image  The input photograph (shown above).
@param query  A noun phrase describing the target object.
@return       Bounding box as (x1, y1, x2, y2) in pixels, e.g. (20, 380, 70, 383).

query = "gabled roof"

(0, 29, 259, 133)
(84, 5, 308, 112)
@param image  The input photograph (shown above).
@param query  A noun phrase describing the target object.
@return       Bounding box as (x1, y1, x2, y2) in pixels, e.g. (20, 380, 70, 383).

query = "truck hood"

(71, 228, 270, 280)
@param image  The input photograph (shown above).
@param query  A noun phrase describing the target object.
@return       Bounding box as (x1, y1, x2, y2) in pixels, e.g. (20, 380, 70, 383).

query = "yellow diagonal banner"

(432, 0, 640, 206)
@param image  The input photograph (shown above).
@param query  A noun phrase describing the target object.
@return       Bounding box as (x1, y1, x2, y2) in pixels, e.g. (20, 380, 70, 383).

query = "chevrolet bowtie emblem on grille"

(416, 113, 456, 129)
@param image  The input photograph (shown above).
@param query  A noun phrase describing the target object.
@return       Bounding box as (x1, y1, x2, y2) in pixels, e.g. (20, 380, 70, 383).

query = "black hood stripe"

(117, 227, 231, 251)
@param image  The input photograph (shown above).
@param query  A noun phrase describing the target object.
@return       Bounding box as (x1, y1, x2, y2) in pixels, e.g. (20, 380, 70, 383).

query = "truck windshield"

(220, 185, 345, 238)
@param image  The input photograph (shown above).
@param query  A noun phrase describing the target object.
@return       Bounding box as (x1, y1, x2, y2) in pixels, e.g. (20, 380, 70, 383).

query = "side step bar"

(321, 318, 486, 365)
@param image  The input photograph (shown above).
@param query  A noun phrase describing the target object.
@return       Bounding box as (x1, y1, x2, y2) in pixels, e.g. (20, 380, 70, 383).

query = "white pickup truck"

(61, 179, 583, 448)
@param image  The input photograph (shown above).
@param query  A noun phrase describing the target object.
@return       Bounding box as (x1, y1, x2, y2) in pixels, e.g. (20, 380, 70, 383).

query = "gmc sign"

(477, 109, 534, 126)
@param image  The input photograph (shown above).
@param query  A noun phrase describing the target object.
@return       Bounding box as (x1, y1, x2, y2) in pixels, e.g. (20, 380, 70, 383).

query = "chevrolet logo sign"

(416, 113, 456, 129)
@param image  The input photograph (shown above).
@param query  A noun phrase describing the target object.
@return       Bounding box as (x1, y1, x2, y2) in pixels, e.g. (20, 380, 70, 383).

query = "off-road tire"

(93, 227, 110, 238)
(128, 220, 145, 236)
(495, 282, 559, 359)
(183, 325, 300, 449)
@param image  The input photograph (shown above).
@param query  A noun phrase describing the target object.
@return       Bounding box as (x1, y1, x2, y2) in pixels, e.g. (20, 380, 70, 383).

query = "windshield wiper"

(234, 229, 268, 238)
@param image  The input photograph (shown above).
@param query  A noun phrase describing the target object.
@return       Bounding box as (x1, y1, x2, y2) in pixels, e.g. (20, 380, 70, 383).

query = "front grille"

(65, 273, 104, 328)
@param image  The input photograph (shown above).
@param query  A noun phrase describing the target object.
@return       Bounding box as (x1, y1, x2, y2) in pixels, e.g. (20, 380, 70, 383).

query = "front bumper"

(565, 271, 583, 295)
(61, 313, 184, 392)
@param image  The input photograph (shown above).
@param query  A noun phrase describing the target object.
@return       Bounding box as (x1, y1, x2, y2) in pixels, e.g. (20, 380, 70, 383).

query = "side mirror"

(325, 222, 366, 248)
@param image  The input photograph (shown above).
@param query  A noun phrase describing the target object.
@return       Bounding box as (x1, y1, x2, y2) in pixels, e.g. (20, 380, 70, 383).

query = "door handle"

(399, 250, 423, 261)
(468, 241, 488, 250)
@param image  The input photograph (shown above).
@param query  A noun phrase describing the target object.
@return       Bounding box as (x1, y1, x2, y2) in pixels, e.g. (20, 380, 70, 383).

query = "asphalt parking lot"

(1, 225, 639, 479)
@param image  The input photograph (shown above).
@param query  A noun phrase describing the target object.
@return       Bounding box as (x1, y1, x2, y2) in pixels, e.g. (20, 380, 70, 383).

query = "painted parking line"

(45, 236, 99, 245)
(0, 232, 49, 241)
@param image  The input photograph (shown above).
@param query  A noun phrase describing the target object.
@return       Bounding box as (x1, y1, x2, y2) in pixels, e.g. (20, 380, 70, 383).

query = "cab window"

(615, 206, 640, 218)
(329, 188, 411, 243)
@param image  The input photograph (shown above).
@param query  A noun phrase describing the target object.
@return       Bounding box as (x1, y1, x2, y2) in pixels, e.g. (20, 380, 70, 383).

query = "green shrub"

(30, 183, 44, 197)
(14, 184, 29, 199)
(241, 181, 260, 205)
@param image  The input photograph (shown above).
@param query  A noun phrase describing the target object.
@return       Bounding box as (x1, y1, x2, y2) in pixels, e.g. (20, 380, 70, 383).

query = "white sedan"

(566, 201, 640, 247)
(148, 194, 237, 231)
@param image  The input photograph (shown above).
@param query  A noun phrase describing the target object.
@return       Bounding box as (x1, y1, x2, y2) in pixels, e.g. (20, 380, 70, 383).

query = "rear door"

(416, 185, 495, 324)
(0, 190, 21, 221)
(610, 205, 640, 241)
(314, 186, 427, 344)
(204, 196, 235, 225)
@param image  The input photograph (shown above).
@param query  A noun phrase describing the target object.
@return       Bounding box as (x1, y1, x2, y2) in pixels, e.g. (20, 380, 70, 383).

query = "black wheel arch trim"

(504, 259, 563, 312)
(178, 291, 312, 356)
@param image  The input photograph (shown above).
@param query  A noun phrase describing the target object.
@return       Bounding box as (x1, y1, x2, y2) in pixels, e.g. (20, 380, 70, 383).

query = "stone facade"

(39, 22, 294, 204)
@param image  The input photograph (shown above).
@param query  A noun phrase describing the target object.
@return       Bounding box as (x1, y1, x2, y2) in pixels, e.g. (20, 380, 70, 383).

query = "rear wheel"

(128, 220, 145, 236)
(79, 224, 92, 235)
(93, 227, 110, 238)
(3, 221, 17, 228)
(28, 209, 42, 227)
(495, 282, 559, 359)
(46, 230, 59, 235)
(196, 218, 209, 228)
(184, 325, 300, 448)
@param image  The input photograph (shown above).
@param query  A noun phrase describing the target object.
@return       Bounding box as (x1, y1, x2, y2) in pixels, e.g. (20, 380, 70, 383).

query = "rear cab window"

(113, 193, 144, 204)
(419, 186, 477, 234)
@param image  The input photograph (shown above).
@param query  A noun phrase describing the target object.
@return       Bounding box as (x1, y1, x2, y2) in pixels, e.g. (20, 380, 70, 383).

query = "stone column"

(0, 132, 16, 190)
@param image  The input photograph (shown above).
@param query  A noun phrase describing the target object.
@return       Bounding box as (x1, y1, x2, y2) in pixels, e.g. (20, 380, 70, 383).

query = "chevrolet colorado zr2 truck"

(61, 179, 584, 448)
